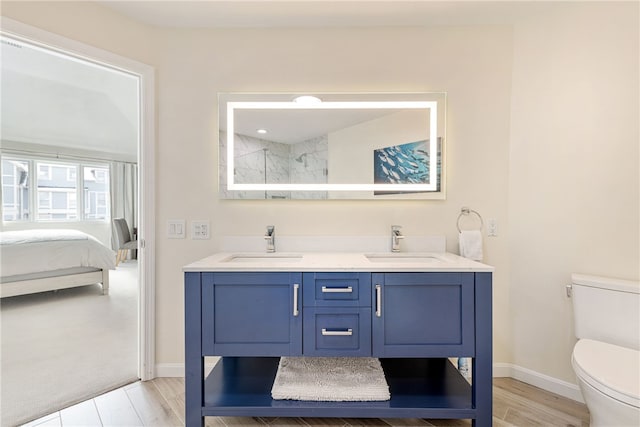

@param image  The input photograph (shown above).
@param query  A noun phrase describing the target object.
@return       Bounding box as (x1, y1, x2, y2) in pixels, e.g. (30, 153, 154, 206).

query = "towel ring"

(457, 207, 483, 233)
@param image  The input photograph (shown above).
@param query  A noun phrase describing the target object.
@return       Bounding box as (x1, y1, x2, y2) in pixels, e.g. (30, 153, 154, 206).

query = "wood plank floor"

(22, 377, 590, 427)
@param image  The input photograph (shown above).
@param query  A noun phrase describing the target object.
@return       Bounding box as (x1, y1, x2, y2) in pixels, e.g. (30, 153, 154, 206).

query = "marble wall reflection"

(290, 135, 328, 200)
(219, 131, 328, 199)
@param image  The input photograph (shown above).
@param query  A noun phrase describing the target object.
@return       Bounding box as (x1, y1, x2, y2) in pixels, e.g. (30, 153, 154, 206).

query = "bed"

(0, 229, 116, 298)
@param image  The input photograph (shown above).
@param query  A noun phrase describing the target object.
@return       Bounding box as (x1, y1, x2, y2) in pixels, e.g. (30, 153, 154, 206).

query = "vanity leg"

(185, 272, 205, 427)
(472, 272, 493, 427)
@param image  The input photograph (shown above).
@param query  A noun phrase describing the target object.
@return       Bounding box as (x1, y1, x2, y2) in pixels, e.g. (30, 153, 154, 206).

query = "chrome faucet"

(264, 225, 275, 253)
(391, 225, 404, 252)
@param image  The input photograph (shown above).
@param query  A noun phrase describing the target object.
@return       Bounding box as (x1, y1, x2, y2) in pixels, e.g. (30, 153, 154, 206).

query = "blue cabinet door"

(201, 272, 303, 356)
(372, 272, 475, 357)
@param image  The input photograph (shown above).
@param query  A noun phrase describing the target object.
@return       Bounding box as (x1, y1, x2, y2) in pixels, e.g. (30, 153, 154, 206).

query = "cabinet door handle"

(375, 284, 382, 317)
(293, 284, 300, 317)
(321, 328, 353, 336)
(321, 286, 353, 293)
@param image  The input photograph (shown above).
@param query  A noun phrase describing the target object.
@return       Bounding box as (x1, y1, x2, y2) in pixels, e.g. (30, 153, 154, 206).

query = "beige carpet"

(1, 262, 138, 427)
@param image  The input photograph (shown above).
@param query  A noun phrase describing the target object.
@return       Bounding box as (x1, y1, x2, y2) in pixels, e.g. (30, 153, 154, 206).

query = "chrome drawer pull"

(375, 284, 382, 317)
(321, 328, 353, 336)
(293, 284, 299, 317)
(321, 286, 353, 293)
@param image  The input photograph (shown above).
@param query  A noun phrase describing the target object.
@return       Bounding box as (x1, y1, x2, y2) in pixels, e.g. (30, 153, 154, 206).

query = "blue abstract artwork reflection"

(373, 138, 440, 194)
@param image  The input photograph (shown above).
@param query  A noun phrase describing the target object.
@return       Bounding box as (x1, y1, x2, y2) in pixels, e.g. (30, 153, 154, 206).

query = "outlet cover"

(487, 219, 498, 237)
(191, 220, 210, 240)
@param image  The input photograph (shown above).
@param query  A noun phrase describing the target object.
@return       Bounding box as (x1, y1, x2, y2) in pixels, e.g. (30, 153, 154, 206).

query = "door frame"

(1, 17, 157, 380)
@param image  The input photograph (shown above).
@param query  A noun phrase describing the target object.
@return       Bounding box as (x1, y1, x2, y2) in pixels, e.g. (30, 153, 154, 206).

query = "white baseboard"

(493, 362, 513, 378)
(155, 361, 585, 404)
(156, 359, 219, 378)
(493, 362, 585, 403)
(155, 363, 184, 377)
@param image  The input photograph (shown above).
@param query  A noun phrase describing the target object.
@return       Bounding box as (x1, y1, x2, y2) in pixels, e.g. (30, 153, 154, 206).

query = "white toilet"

(570, 273, 640, 426)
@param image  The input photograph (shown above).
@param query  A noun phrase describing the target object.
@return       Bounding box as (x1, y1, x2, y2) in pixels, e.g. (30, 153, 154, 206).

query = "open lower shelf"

(202, 357, 475, 419)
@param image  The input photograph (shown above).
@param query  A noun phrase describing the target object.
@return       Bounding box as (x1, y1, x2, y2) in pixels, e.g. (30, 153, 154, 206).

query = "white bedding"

(0, 229, 116, 278)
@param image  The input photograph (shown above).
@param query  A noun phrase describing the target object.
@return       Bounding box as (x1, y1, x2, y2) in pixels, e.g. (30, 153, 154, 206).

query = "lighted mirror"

(219, 92, 446, 200)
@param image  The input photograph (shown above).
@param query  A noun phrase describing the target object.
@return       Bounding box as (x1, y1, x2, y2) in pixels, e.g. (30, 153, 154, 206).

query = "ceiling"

(97, 1, 559, 28)
(0, 37, 139, 159)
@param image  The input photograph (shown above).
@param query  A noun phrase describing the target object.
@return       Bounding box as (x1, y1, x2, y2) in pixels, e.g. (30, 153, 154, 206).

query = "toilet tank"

(571, 273, 640, 350)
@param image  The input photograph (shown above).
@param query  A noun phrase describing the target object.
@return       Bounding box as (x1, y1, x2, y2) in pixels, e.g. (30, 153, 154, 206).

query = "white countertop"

(183, 252, 494, 273)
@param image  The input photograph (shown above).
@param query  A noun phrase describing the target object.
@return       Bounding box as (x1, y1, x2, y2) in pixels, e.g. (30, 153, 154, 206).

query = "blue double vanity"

(184, 252, 493, 426)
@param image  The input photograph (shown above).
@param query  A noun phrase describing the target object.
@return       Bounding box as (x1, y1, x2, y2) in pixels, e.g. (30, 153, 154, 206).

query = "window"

(38, 164, 51, 180)
(67, 167, 77, 182)
(1, 159, 30, 221)
(1, 156, 110, 222)
(37, 162, 78, 220)
(83, 166, 110, 220)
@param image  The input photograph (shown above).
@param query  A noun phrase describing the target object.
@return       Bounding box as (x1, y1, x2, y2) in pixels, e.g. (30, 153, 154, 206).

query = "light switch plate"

(167, 220, 186, 239)
(191, 220, 210, 240)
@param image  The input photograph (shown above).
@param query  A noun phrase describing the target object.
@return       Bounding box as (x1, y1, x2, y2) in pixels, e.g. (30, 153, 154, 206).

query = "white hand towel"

(459, 230, 483, 261)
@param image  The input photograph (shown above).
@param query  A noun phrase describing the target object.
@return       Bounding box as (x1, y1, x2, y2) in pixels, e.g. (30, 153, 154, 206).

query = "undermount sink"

(365, 253, 443, 263)
(222, 254, 303, 263)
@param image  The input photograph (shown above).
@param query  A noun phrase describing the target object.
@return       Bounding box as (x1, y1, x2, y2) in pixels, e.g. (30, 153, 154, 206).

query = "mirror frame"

(220, 93, 446, 199)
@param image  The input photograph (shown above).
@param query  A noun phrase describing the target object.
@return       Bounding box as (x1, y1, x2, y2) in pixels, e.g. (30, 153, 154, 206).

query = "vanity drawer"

(303, 307, 372, 356)
(303, 272, 371, 307)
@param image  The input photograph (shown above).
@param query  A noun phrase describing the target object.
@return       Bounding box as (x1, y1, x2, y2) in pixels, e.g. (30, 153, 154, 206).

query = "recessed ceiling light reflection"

(256, 129, 268, 134)
(293, 95, 322, 105)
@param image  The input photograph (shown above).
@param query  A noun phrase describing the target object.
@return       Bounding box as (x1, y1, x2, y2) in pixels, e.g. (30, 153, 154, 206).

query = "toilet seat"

(572, 339, 640, 408)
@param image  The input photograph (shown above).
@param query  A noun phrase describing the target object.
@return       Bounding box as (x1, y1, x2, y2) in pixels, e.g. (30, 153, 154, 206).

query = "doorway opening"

(0, 18, 155, 426)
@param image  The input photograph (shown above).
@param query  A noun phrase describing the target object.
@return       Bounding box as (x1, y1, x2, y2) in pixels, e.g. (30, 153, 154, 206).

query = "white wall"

(4, 1, 637, 398)
(153, 25, 513, 366)
(508, 2, 639, 385)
